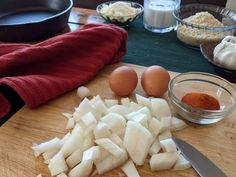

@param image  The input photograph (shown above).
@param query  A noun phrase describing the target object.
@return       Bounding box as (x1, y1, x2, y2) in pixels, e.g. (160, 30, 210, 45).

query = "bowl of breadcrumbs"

(173, 4, 236, 48)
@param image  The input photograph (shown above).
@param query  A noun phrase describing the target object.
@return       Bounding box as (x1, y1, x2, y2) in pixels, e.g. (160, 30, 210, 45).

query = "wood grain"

(0, 63, 235, 177)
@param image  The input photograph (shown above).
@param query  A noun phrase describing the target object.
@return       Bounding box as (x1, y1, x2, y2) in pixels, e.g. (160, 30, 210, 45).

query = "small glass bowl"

(173, 4, 236, 48)
(168, 72, 236, 124)
(96, 1, 143, 27)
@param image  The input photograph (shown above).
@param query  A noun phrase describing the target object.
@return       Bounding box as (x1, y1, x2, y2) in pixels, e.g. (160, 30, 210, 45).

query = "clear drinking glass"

(143, 0, 180, 33)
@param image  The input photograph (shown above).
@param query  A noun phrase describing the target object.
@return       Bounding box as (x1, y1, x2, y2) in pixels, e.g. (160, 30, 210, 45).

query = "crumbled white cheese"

(100, 2, 141, 22)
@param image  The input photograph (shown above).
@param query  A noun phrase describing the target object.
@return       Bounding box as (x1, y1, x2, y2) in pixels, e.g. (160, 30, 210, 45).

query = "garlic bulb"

(213, 36, 236, 70)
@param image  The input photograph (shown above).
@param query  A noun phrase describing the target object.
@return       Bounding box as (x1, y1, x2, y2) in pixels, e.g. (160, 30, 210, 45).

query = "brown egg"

(109, 66, 138, 96)
(141, 65, 170, 97)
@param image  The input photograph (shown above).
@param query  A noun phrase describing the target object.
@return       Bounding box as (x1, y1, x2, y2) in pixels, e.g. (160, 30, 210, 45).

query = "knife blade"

(172, 136, 227, 177)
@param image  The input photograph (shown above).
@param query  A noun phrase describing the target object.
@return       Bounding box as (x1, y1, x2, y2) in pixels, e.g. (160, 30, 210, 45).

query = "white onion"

(173, 154, 191, 170)
(136, 94, 151, 108)
(160, 138, 177, 152)
(61, 127, 84, 158)
(95, 138, 125, 157)
(57, 173, 67, 177)
(123, 121, 153, 166)
(66, 118, 75, 130)
(104, 99, 119, 108)
(94, 122, 111, 139)
(151, 98, 171, 118)
(158, 130, 172, 141)
(77, 86, 91, 99)
(32, 137, 61, 157)
(121, 97, 130, 106)
(171, 116, 187, 131)
(82, 146, 100, 162)
(149, 118, 162, 137)
(48, 151, 68, 176)
(149, 138, 161, 156)
(68, 160, 93, 177)
(121, 160, 141, 177)
(32, 94, 190, 176)
(66, 148, 83, 168)
(101, 113, 126, 135)
(150, 151, 180, 171)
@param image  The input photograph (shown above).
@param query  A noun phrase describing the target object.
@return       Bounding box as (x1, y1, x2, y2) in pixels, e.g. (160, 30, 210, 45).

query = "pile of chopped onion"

(32, 94, 190, 177)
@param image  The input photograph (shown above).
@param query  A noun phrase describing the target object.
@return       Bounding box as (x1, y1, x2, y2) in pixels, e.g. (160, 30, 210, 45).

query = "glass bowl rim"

(168, 72, 236, 114)
(173, 3, 236, 31)
(96, 0, 144, 18)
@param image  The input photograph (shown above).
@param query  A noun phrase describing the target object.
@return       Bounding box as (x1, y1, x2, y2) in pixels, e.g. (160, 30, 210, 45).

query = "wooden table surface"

(0, 7, 236, 177)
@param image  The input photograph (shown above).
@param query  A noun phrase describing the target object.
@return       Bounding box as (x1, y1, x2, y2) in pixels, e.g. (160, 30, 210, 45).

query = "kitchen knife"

(172, 136, 227, 177)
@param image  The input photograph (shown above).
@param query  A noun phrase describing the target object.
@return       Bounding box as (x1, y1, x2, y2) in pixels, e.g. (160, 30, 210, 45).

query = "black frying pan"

(0, 0, 73, 42)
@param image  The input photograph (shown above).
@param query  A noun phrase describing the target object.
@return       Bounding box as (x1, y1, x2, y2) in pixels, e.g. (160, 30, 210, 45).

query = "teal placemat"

(122, 17, 216, 74)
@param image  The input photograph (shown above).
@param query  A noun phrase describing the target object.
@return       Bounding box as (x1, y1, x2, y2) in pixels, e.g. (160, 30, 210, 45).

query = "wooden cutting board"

(0, 63, 235, 177)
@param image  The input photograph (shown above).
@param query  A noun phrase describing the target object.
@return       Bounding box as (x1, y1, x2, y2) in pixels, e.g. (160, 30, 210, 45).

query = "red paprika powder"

(181, 92, 220, 110)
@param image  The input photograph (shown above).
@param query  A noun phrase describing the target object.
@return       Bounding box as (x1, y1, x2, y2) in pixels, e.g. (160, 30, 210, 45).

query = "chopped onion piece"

(131, 113, 148, 128)
(66, 148, 83, 168)
(43, 149, 59, 164)
(121, 97, 130, 106)
(130, 101, 142, 111)
(124, 121, 153, 166)
(68, 160, 93, 177)
(92, 99, 107, 119)
(94, 122, 111, 139)
(171, 116, 187, 131)
(57, 173, 67, 177)
(101, 113, 126, 135)
(159, 130, 172, 141)
(36, 174, 42, 177)
(74, 98, 98, 122)
(80, 112, 97, 135)
(62, 112, 73, 119)
(109, 134, 123, 147)
(160, 138, 177, 152)
(48, 151, 68, 176)
(149, 151, 180, 171)
(94, 146, 110, 163)
(60, 132, 71, 147)
(77, 86, 91, 99)
(107, 105, 131, 116)
(149, 118, 162, 137)
(104, 99, 119, 108)
(32, 137, 61, 157)
(95, 138, 125, 157)
(125, 111, 138, 120)
(173, 154, 191, 170)
(90, 95, 102, 104)
(121, 160, 141, 177)
(61, 127, 84, 158)
(94, 150, 128, 175)
(82, 132, 94, 151)
(136, 107, 151, 122)
(160, 117, 172, 133)
(151, 98, 171, 118)
(66, 118, 75, 130)
(82, 146, 100, 162)
(149, 138, 161, 156)
(136, 94, 151, 108)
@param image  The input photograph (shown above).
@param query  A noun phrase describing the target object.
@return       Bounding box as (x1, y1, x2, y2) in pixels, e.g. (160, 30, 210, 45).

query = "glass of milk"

(144, 0, 180, 33)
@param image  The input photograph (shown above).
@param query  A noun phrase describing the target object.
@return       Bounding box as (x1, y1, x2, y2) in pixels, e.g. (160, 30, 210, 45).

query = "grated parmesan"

(100, 2, 141, 22)
(177, 12, 231, 46)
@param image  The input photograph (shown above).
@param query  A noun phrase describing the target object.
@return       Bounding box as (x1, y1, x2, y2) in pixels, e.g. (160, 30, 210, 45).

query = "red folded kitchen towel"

(0, 23, 128, 118)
